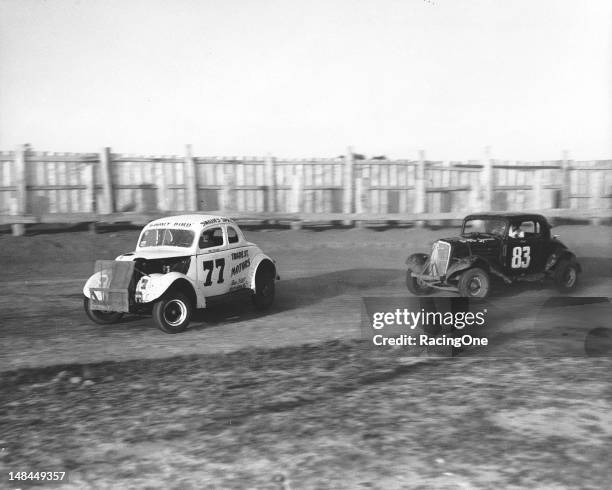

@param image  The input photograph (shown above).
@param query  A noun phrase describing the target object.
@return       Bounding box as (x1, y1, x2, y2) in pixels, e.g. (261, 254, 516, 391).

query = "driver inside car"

(508, 224, 524, 238)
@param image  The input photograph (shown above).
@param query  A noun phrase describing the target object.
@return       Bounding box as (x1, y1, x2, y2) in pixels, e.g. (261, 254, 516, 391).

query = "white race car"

(83, 214, 278, 333)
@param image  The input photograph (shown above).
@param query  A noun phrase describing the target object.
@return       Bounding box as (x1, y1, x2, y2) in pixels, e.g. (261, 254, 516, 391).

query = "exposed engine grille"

(429, 241, 451, 277)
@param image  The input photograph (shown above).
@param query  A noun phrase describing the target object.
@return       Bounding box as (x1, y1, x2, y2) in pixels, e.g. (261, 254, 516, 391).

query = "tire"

(458, 267, 490, 298)
(252, 267, 275, 310)
(153, 291, 192, 334)
(406, 270, 433, 295)
(83, 296, 124, 325)
(554, 259, 579, 292)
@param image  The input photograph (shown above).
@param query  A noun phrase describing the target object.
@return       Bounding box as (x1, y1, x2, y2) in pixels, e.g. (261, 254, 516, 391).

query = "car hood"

(116, 248, 194, 261)
(434, 235, 501, 257)
(438, 234, 503, 245)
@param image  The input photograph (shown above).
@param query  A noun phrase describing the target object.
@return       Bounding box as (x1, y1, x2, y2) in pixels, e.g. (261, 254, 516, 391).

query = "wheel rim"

(564, 267, 577, 287)
(468, 277, 482, 295)
(163, 299, 187, 327)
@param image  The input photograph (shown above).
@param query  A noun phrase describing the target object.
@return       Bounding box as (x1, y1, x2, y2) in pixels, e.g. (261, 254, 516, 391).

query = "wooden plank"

(290, 165, 303, 213)
(99, 147, 115, 213)
(343, 149, 354, 224)
(11, 144, 28, 235)
(154, 159, 166, 212)
(265, 154, 276, 213)
(481, 147, 494, 211)
(415, 150, 427, 214)
(1, 214, 38, 225)
(532, 169, 545, 209)
(221, 164, 236, 212)
(184, 144, 198, 211)
(27, 153, 98, 163)
(561, 150, 571, 208)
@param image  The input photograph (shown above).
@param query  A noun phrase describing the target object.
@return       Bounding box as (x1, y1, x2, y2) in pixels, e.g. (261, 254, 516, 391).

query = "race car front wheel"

(153, 291, 192, 334)
(554, 259, 579, 292)
(458, 268, 490, 298)
(83, 297, 124, 325)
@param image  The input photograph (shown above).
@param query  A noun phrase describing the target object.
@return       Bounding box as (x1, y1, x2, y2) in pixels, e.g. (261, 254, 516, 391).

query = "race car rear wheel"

(153, 291, 192, 334)
(406, 270, 433, 295)
(554, 259, 579, 292)
(252, 267, 275, 310)
(458, 267, 490, 298)
(83, 297, 124, 325)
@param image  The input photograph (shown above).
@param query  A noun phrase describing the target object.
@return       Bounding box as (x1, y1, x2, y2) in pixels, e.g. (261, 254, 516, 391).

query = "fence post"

(85, 155, 96, 214)
(265, 153, 276, 213)
(11, 144, 28, 236)
(415, 150, 427, 221)
(99, 147, 115, 214)
(481, 146, 494, 211)
(561, 150, 571, 209)
(343, 147, 354, 226)
(184, 144, 198, 211)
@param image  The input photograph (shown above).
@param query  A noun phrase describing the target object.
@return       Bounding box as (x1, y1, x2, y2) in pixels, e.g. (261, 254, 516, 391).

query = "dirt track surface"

(1, 225, 611, 371)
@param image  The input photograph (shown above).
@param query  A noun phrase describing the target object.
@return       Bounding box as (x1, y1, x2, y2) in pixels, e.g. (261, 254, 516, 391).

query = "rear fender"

(249, 254, 278, 291)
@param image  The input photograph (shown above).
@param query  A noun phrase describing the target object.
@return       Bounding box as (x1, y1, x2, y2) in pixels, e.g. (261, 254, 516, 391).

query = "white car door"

(225, 224, 253, 292)
(196, 225, 230, 297)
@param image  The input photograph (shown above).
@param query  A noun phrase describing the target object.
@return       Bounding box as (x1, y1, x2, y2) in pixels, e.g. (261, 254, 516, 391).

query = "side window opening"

(509, 220, 538, 238)
(520, 220, 538, 237)
(199, 227, 224, 249)
(228, 226, 239, 244)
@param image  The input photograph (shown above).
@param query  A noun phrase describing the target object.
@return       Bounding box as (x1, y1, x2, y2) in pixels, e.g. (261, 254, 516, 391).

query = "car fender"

(136, 272, 199, 305)
(83, 271, 108, 298)
(545, 249, 581, 273)
(405, 253, 430, 273)
(447, 256, 511, 284)
(248, 253, 278, 291)
(445, 256, 479, 280)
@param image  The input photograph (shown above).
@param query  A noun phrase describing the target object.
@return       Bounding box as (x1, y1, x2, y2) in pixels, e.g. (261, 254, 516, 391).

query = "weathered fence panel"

(1, 145, 610, 234)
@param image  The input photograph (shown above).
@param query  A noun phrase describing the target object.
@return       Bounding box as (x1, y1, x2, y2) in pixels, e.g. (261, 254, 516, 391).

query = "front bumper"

(410, 271, 459, 292)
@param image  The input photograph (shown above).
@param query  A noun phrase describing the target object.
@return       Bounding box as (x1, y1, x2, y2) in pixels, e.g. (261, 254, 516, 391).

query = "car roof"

(463, 212, 548, 222)
(145, 214, 235, 228)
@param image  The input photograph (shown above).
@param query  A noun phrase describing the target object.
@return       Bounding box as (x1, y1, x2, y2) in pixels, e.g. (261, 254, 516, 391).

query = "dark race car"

(405, 213, 581, 298)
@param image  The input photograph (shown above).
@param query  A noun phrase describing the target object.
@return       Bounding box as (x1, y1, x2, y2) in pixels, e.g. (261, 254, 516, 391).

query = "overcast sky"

(0, 0, 610, 160)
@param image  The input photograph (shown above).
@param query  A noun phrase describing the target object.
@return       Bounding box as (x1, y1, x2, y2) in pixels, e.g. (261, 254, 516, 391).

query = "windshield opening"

(462, 219, 507, 237)
(139, 228, 195, 248)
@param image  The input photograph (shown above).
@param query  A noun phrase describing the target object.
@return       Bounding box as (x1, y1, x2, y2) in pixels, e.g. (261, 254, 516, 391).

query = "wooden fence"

(1, 145, 611, 234)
